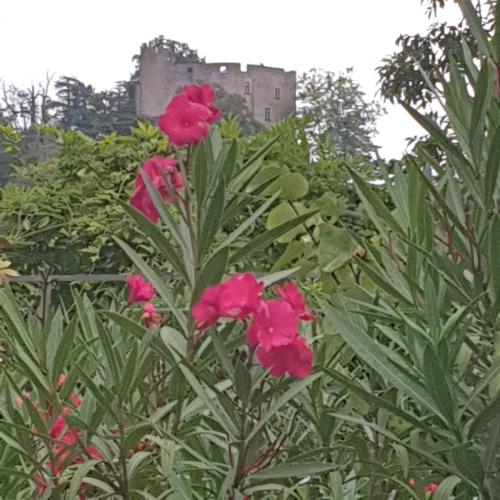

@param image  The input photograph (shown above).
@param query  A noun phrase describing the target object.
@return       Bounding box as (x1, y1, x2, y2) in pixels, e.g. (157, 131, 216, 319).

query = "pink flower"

(407, 478, 416, 488)
(256, 336, 313, 379)
(274, 283, 315, 321)
(130, 156, 184, 223)
(191, 274, 264, 330)
(85, 446, 103, 460)
(35, 471, 48, 497)
(192, 285, 223, 330)
(127, 275, 155, 304)
(50, 415, 66, 440)
(218, 274, 264, 320)
(247, 299, 298, 350)
(158, 94, 213, 146)
(424, 483, 439, 494)
(183, 84, 221, 123)
(141, 303, 162, 329)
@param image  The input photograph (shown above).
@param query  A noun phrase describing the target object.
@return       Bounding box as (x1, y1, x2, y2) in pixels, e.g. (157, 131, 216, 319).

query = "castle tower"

(136, 44, 296, 127)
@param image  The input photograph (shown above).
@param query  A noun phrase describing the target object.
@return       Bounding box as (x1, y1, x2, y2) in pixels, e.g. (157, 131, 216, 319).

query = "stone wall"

(137, 45, 296, 126)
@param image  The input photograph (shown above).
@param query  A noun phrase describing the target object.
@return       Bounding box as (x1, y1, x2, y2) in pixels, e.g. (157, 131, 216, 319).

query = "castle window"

(274, 87, 281, 100)
(244, 81, 251, 94)
(187, 67, 193, 82)
(265, 107, 271, 122)
(219, 65, 227, 76)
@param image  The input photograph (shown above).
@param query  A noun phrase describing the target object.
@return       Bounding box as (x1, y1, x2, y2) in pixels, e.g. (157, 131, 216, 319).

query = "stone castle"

(136, 42, 296, 127)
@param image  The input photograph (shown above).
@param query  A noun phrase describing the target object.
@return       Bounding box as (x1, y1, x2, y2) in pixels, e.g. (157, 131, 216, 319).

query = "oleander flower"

(192, 273, 264, 330)
(183, 84, 221, 123)
(274, 283, 315, 321)
(192, 284, 223, 330)
(256, 336, 313, 379)
(246, 299, 298, 350)
(141, 302, 162, 329)
(130, 156, 184, 223)
(127, 275, 155, 304)
(217, 273, 264, 320)
(158, 94, 213, 146)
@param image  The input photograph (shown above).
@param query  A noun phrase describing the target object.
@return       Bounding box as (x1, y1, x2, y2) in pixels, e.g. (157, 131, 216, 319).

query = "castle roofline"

(172, 60, 294, 74)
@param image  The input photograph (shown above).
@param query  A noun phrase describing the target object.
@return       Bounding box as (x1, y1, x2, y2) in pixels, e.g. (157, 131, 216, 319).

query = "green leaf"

(194, 247, 229, 303)
(423, 344, 455, 424)
(322, 303, 447, 422)
(234, 362, 252, 403)
(324, 369, 446, 439)
(68, 460, 99, 499)
(401, 102, 483, 206)
(266, 202, 307, 244)
(179, 364, 238, 437)
(249, 461, 338, 481)
(51, 315, 77, 382)
(456, 0, 492, 59)
(451, 445, 484, 487)
(230, 212, 317, 263)
(315, 192, 347, 221)
(469, 61, 493, 167)
(434, 476, 462, 500)
(217, 190, 281, 251)
(229, 134, 281, 193)
(488, 215, 500, 313)
(277, 172, 310, 201)
(318, 224, 354, 272)
(469, 393, 500, 437)
(348, 167, 404, 236)
(122, 202, 191, 286)
(246, 373, 321, 443)
(484, 125, 500, 208)
(140, 171, 191, 257)
(199, 177, 225, 260)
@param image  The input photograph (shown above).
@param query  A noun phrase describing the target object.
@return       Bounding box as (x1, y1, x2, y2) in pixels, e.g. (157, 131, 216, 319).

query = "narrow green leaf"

(322, 303, 447, 422)
(246, 373, 321, 443)
(434, 476, 462, 500)
(423, 344, 455, 424)
(193, 247, 229, 303)
(68, 460, 99, 499)
(249, 461, 338, 481)
(348, 167, 404, 236)
(230, 212, 317, 264)
(484, 125, 500, 208)
(179, 364, 238, 437)
(469, 61, 493, 167)
(122, 202, 190, 286)
(456, 0, 492, 59)
(452, 445, 484, 487)
(215, 190, 281, 254)
(199, 178, 225, 259)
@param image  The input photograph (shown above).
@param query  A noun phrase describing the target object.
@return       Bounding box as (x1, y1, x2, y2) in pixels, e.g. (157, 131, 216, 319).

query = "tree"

(52, 76, 137, 137)
(377, 0, 495, 108)
(0, 74, 57, 131)
(297, 68, 384, 159)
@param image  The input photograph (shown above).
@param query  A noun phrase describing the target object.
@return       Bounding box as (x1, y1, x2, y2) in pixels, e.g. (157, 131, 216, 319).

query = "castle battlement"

(137, 46, 296, 126)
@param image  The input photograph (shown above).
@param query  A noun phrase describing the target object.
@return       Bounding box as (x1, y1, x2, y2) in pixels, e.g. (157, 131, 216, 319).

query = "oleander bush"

(0, 1, 499, 499)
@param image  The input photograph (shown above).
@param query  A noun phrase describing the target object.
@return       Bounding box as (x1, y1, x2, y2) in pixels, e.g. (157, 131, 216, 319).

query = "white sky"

(0, 0, 463, 159)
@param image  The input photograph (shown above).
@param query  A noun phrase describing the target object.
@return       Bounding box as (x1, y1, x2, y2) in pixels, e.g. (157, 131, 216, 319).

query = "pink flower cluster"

(129, 84, 220, 223)
(17, 375, 102, 498)
(159, 84, 221, 146)
(127, 275, 162, 329)
(192, 274, 314, 379)
(130, 156, 184, 223)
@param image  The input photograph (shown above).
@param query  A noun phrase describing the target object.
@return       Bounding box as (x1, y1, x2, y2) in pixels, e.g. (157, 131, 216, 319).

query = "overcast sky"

(1, 1, 463, 159)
